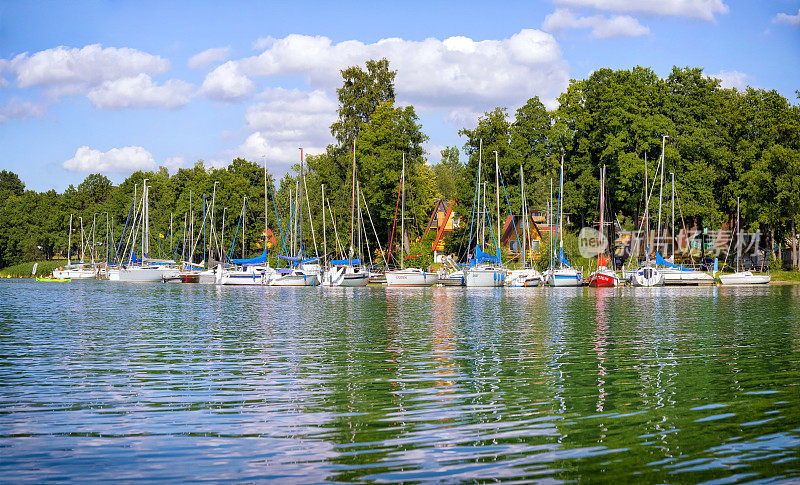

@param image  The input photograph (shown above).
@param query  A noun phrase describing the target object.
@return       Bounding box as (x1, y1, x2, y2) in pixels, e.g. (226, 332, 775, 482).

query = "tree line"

(1, 61, 798, 270)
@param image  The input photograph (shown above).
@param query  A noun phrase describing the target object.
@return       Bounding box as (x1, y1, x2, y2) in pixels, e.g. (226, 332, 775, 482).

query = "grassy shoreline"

(0, 260, 68, 278)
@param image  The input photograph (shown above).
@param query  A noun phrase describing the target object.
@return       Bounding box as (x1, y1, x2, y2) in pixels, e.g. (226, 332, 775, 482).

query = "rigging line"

(360, 188, 385, 268)
(498, 167, 522, 264)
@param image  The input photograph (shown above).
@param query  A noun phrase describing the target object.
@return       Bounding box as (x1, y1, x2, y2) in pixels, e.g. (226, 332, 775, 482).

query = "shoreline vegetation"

(1, 60, 798, 272)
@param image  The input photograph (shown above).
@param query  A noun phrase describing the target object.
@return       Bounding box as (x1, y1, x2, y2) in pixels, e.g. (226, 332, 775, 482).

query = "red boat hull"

(588, 272, 617, 287)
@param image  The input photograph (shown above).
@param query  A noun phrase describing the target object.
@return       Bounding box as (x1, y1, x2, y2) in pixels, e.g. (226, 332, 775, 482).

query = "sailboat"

(217, 162, 276, 285)
(506, 165, 542, 287)
(627, 147, 664, 287)
(543, 154, 582, 287)
(269, 149, 321, 286)
(648, 137, 713, 285)
(322, 141, 369, 287)
(717, 197, 771, 285)
(465, 143, 505, 287)
(53, 214, 98, 279)
(109, 181, 179, 282)
(385, 154, 438, 287)
(588, 165, 620, 287)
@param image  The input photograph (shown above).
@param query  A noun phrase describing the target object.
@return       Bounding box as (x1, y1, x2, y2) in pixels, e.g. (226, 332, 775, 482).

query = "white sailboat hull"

(661, 268, 714, 285)
(321, 267, 369, 287)
(718, 271, 771, 285)
(217, 266, 273, 286)
(630, 267, 665, 287)
(110, 266, 179, 282)
(465, 266, 505, 287)
(52, 267, 97, 279)
(385, 268, 438, 287)
(544, 268, 583, 287)
(269, 271, 319, 286)
(506, 268, 542, 287)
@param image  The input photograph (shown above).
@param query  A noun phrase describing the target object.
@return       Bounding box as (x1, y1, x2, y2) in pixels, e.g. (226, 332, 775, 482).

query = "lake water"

(1, 279, 798, 482)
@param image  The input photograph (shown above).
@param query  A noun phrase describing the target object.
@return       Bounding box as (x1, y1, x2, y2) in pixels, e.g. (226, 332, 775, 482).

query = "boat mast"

(91, 213, 96, 264)
(549, 178, 553, 269)
(357, 181, 363, 264)
(558, 153, 565, 269)
(67, 213, 73, 266)
(268, 158, 269, 260)
(736, 196, 741, 272)
(210, 181, 219, 266)
(477, 140, 483, 250)
(599, 165, 605, 268)
(105, 212, 110, 265)
(299, 149, 304, 259)
(671, 172, 675, 262)
(400, 153, 405, 270)
(350, 139, 357, 257)
(521, 166, 527, 268)
(643, 153, 648, 262)
(657, 135, 667, 255)
(322, 184, 327, 266)
(79, 216, 85, 263)
(494, 150, 500, 257)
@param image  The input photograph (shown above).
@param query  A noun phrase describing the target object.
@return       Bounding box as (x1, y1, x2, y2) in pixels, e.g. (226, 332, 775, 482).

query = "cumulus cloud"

(8, 44, 169, 98)
(773, 9, 800, 26)
(0, 98, 47, 123)
(199, 61, 257, 101)
(202, 29, 569, 116)
(188, 47, 232, 68)
(544, 9, 650, 38)
(63, 146, 157, 173)
(164, 156, 187, 172)
(553, 0, 729, 21)
(708, 70, 748, 90)
(246, 88, 337, 142)
(86, 73, 194, 109)
(229, 132, 322, 170)
(223, 89, 337, 169)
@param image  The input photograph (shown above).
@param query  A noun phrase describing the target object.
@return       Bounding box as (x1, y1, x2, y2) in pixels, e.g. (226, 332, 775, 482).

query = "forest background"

(1, 59, 798, 271)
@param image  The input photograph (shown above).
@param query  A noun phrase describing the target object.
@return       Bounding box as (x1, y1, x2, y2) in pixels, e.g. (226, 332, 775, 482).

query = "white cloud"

(188, 47, 232, 68)
(252, 37, 271, 50)
(553, 0, 729, 21)
(223, 89, 337, 170)
(773, 9, 800, 26)
(227, 132, 325, 172)
(544, 9, 650, 38)
(0, 98, 47, 123)
(708, 70, 748, 90)
(246, 88, 336, 143)
(203, 29, 569, 116)
(63, 146, 157, 173)
(199, 61, 257, 100)
(9, 44, 169, 98)
(86, 73, 195, 109)
(164, 156, 187, 172)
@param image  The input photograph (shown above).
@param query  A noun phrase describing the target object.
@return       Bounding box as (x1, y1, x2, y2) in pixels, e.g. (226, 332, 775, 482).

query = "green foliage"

(1, 64, 799, 271)
(330, 58, 396, 146)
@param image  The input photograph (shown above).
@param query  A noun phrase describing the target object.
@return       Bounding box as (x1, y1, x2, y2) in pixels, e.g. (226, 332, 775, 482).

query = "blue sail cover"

(471, 245, 500, 266)
(277, 255, 301, 263)
(559, 247, 571, 267)
(300, 257, 319, 264)
(231, 249, 268, 266)
(330, 258, 360, 266)
(655, 251, 694, 271)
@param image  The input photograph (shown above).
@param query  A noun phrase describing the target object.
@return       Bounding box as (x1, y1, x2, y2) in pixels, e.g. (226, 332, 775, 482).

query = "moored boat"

(385, 267, 438, 287)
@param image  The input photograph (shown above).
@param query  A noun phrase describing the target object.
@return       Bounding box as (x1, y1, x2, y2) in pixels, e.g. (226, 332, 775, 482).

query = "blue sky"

(1, 0, 798, 191)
